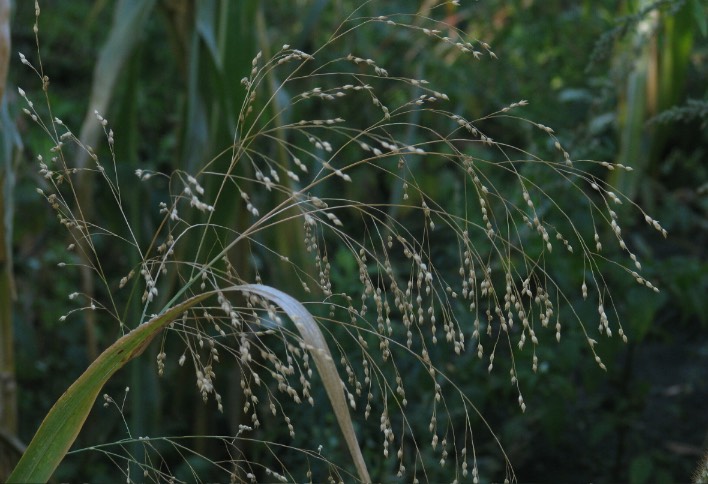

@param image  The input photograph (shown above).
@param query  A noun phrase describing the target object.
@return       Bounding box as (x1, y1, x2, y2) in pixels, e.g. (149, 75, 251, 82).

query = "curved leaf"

(240, 284, 371, 483)
(76, 0, 157, 171)
(7, 291, 211, 483)
(10, 284, 370, 483)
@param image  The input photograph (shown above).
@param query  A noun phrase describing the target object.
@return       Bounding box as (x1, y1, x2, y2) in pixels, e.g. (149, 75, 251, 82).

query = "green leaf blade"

(240, 284, 371, 483)
(7, 292, 211, 483)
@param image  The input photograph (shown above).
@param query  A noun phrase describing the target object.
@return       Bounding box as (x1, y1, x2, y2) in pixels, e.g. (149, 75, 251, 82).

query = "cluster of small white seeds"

(184, 182, 214, 213)
(156, 351, 166, 376)
(140, 262, 158, 303)
(18, 3, 673, 481)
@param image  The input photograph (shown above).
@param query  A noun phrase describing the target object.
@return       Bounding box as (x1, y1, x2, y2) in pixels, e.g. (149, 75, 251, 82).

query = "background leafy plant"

(1, 0, 706, 482)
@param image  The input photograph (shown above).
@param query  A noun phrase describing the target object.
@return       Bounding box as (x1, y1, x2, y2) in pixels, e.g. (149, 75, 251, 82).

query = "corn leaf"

(9, 284, 369, 483)
(75, 0, 157, 171)
(7, 291, 211, 483)
(239, 284, 370, 483)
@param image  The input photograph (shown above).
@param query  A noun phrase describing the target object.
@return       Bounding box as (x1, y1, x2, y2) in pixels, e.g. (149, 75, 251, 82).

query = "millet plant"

(9, 1, 666, 482)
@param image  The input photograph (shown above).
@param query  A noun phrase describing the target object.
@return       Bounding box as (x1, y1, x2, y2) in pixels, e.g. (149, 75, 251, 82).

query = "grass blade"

(7, 291, 211, 483)
(240, 284, 371, 483)
(9, 284, 369, 482)
(0, 0, 22, 462)
(76, 0, 157, 171)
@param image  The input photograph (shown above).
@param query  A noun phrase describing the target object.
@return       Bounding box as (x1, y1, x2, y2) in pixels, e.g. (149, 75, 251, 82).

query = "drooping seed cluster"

(19, 1, 666, 481)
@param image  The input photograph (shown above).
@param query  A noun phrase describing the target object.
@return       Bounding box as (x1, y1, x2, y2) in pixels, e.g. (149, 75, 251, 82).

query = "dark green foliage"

(5, 1, 707, 482)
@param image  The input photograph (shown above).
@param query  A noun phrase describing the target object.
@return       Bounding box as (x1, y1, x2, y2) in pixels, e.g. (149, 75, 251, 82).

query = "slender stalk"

(0, 0, 17, 452)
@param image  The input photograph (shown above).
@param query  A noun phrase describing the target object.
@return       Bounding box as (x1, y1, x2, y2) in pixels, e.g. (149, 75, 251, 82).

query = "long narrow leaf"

(75, 0, 157, 170)
(0, 0, 21, 455)
(10, 284, 370, 483)
(7, 291, 211, 483)
(240, 284, 371, 483)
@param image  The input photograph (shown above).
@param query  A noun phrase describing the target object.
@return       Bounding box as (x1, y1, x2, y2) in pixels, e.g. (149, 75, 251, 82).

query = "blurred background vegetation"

(1, 0, 706, 482)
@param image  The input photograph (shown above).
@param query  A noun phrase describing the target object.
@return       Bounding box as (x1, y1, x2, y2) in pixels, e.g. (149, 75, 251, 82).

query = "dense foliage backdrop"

(1, 0, 706, 482)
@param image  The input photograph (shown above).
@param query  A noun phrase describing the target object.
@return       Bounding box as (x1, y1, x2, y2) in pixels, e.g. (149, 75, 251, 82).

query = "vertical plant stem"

(0, 0, 17, 454)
